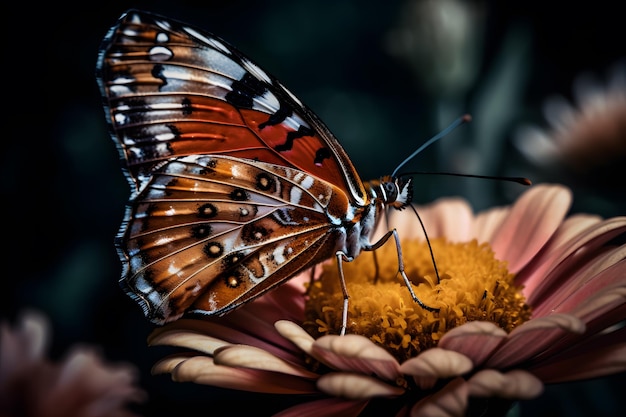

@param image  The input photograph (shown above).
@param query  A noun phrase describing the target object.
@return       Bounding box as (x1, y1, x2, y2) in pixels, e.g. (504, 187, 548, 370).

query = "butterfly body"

(98, 10, 412, 324)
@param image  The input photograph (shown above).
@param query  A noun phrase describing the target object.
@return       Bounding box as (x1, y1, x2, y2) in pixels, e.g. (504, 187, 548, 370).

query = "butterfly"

(97, 9, 434, 331)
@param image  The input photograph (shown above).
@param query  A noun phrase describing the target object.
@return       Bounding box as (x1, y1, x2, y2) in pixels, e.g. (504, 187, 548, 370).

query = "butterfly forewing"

(98, 10, 367, 204)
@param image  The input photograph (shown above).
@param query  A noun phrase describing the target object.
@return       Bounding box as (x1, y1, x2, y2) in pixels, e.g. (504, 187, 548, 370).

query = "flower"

(148, 184, 626, 417)
(514, 61, 626, 188)
(385, 0, 486, 98)
(0, 310, 146, 417)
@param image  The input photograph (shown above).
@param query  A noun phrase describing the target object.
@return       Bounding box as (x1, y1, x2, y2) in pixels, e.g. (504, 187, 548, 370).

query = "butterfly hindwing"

(120, 155, 347, 322)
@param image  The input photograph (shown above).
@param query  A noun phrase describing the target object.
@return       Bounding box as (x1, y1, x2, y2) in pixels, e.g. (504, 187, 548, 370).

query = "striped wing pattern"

(96, 10, 371, 322)
(121, 155, 345, 323)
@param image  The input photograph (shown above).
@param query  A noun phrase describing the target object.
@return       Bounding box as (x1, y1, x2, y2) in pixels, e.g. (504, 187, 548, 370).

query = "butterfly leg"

(335, 229, 439, 335)
(335, 251, 353, 336)
(372, 250, 381, 284)
(364, 229, 439, 313)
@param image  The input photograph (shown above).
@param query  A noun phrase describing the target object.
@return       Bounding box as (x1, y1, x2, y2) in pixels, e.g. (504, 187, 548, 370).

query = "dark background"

(2, 1, 625, 416)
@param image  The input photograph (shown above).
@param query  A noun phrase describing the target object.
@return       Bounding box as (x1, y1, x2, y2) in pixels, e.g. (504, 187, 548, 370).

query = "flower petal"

(534, 247, 626, 317)
(516, 214, 602, 293)
(166, 356, 317, 394)
(0, 310, 49, 378)
(148, 329, 231, 355)
(437, 321, 507, 366)
(423, 198, 474, 242)
(149, 319, 303, 364)
(231, 273, 308, 325)
(521, 216, 626, 304)
(317, 372, 404, 399)
(275, 320, 316, 355)
(513, 124, 560, 165)
(410, 377, 469, 417)
(274, 397, 369, 417)
(387, 198, 473, 242)
(490, 184, 572, 273)
(530, 326, 626, 383)
(568, 282, 626, 332)
(485, 314, 585, 368)
(311, 335, 402, 381)
(152, 353, 194, 375)
(213, 344, 319, 378)
(468, 369, 543, 399)
(33, 347, 146, 416)
(399, 348, 473, 389)
(471, 206, 509, 244)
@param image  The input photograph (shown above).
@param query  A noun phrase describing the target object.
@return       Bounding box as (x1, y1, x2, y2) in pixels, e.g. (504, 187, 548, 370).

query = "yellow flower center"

(303, 238, 532, 363)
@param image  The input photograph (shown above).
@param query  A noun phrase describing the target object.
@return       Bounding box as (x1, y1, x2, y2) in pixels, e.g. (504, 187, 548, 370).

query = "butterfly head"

(369, 176, 413, 210)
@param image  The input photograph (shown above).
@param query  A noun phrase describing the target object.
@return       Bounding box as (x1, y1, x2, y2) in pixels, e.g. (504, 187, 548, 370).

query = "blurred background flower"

(385, 0, 486, 99)
(514, 60, 626, 210)
(2, 0, 624, 416)
(0, 310, 145, 417)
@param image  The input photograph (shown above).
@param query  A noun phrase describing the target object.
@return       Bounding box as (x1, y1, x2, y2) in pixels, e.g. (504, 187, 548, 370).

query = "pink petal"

(0, 310, 49, 378)
(213, 344, 319, 378)
(438, 321, 507, 366)
(490, 184, 572, 273)
(471, 205, 510, 243)
(567, 284, 626, 335)
(570, 278, 626, 324)
(468, 369, 543, 399)
(424, 198, 474, 242)
(236, 273, 308, 323)
(317, 372, 405, 399)
(387, 198, 473, 242)
(311, 335, 402, 381)
(53, 348, 143, 396)
(209, 288, 306, 351)
(533, 247, 626, 317)
(522, 216, 626, 304)
(485, 314, 585, 368)
(410, 377, 469, 417)
(531, 228, 626, 309)
(399, 348, 473, 389)
(37, 348, 146, 415)
(515, 214, 602, 294)
(530, 325, 626, 383)
(274, 397, 369, 417)
(523, 286, 625, 362)
(167, 356, 317, 394)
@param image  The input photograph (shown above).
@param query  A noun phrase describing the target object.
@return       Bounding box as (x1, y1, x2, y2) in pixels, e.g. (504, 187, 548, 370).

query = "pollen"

(303, 238, 532, 363)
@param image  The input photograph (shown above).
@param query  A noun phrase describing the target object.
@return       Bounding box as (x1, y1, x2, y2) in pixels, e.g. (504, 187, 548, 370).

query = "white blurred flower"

(385, 0, 486, 97)
(514, 61, 626, 175)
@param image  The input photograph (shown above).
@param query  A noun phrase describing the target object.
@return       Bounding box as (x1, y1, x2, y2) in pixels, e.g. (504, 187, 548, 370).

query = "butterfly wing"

(97, 10, 368, 323)
(121, 155, 345, 323)
(97, 9, 367, 206)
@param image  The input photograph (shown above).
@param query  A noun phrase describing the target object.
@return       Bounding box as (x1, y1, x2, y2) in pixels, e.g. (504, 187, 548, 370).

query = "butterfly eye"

(383, 182, 399, 202)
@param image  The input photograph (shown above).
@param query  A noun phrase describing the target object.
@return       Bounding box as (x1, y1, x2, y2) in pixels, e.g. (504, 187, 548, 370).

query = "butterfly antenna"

(408, 204, 441, 284)
(391, 114, 471, 178)
(399, 171, 532, 186)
